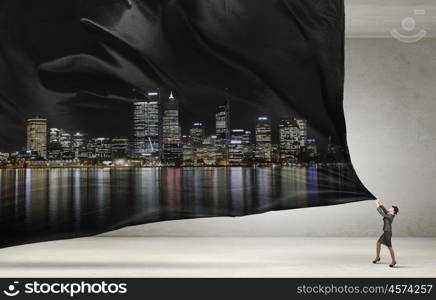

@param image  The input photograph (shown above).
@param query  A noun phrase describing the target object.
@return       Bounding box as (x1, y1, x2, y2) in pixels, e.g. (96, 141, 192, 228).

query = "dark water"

(0, 166, 372, 247)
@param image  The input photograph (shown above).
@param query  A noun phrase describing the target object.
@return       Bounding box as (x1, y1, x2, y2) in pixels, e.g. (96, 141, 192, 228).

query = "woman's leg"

(388, 247, 397, 264)
(375, 241, 381, 259)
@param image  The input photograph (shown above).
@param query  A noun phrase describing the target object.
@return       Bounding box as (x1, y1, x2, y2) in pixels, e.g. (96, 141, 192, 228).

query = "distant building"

(181, 135, 194, 165)
(16, 150, 42, 161)
(112, 137, 130, 160)
(271, 144, 280, 163)
(255, 117, 272, 163)
(305, 138, 318, 163)
(229, 129, 252, 165)
(195, 135, 218, 165)
(279, 119, 300, 163)
(215, 94, 230, 165)
(189, 123, 205, 147)
(0, 152, 9, 162)
(291, 141, 301, 162)
(133, 91, 161, 160)
(294, 119, 308, 147)
(89, 138, 112, 161)
(48, 128, 76, 160)
(72, 132, 88, 159)
(27, 118, 47, 159)
(162, 92, 182, 164)
(59, 131, 74, 160)
(215, 100, 230, 148)
(48, 128, 62, 160)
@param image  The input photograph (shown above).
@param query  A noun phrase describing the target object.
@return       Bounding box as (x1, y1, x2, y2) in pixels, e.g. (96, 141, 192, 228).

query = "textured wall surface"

(345, 0, 436, 38)
(104, 38, 436, 237)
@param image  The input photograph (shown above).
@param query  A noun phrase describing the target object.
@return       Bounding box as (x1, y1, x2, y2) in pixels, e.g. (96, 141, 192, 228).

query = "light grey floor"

(0, 237, 434, 278)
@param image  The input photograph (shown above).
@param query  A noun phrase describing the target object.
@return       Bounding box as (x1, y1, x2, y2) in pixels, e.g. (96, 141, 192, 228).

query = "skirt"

(378, 231, 392, 247)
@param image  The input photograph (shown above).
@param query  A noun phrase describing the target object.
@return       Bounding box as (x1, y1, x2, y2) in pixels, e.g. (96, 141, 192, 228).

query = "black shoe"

(389, 262, 397, 268)
(372, 258, 381, 264)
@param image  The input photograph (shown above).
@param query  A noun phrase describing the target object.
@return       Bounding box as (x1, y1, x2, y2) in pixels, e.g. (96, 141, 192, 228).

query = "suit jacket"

(377, 205, 394, 232)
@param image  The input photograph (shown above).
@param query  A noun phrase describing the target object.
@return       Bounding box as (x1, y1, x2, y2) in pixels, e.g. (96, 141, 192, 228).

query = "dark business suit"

(377, 205, 395, 247)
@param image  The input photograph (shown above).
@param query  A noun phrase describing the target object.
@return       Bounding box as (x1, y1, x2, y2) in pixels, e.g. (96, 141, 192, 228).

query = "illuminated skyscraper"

(72, 132, 88, 159)
(294, 119, 308, 147)
(196, 135, 218, 166)
(112, 137, 130, 160)
(255, 117, 272, 163)
(59, 131, 74, 160)
(215, 96, 230, 148)
(0, 152, 9, 162)
(162, 92, 182, 164)
(305, 138, 318, 163)
(229, 129, 252, 165)
(279, 119, 300, 163)
(89, 138, 112, 161)
(181, 135, 194, 165)
(48, 128, 77, 160)
(215, 90, 231, 164)
(133, 91, 161, 160)
(271, 144, 280, 163)
(27, 118, 47, 159)
(189, 123, 205, 147)
(48, 128, 62, 160)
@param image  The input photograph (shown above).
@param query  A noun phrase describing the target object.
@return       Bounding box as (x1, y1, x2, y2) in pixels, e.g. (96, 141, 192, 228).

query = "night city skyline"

(0, 89, 346, 167)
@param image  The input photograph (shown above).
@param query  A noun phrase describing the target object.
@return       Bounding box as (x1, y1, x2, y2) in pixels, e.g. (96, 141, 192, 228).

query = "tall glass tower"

(72, 132, 88, 160)
(279, 119, 299, 163)
(133, 91, 161, 160)
(215, 97, 230, 148)
(294, 118, 308, 147)
(255, 117, 272, 163)
(48, 128, 76, 160)
(162, 91, 182, 164)
(112, 137, 130, 160)
(229, 129, 252, 164)
(215, 89, 231, 164)
(189, 122, 205, 147)
(27, 118, 47, 159)
(48, 128, 62, 160)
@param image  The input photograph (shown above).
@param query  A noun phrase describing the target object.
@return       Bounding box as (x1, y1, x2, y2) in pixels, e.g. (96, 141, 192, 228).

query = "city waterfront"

(0, 166, 369, 247)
